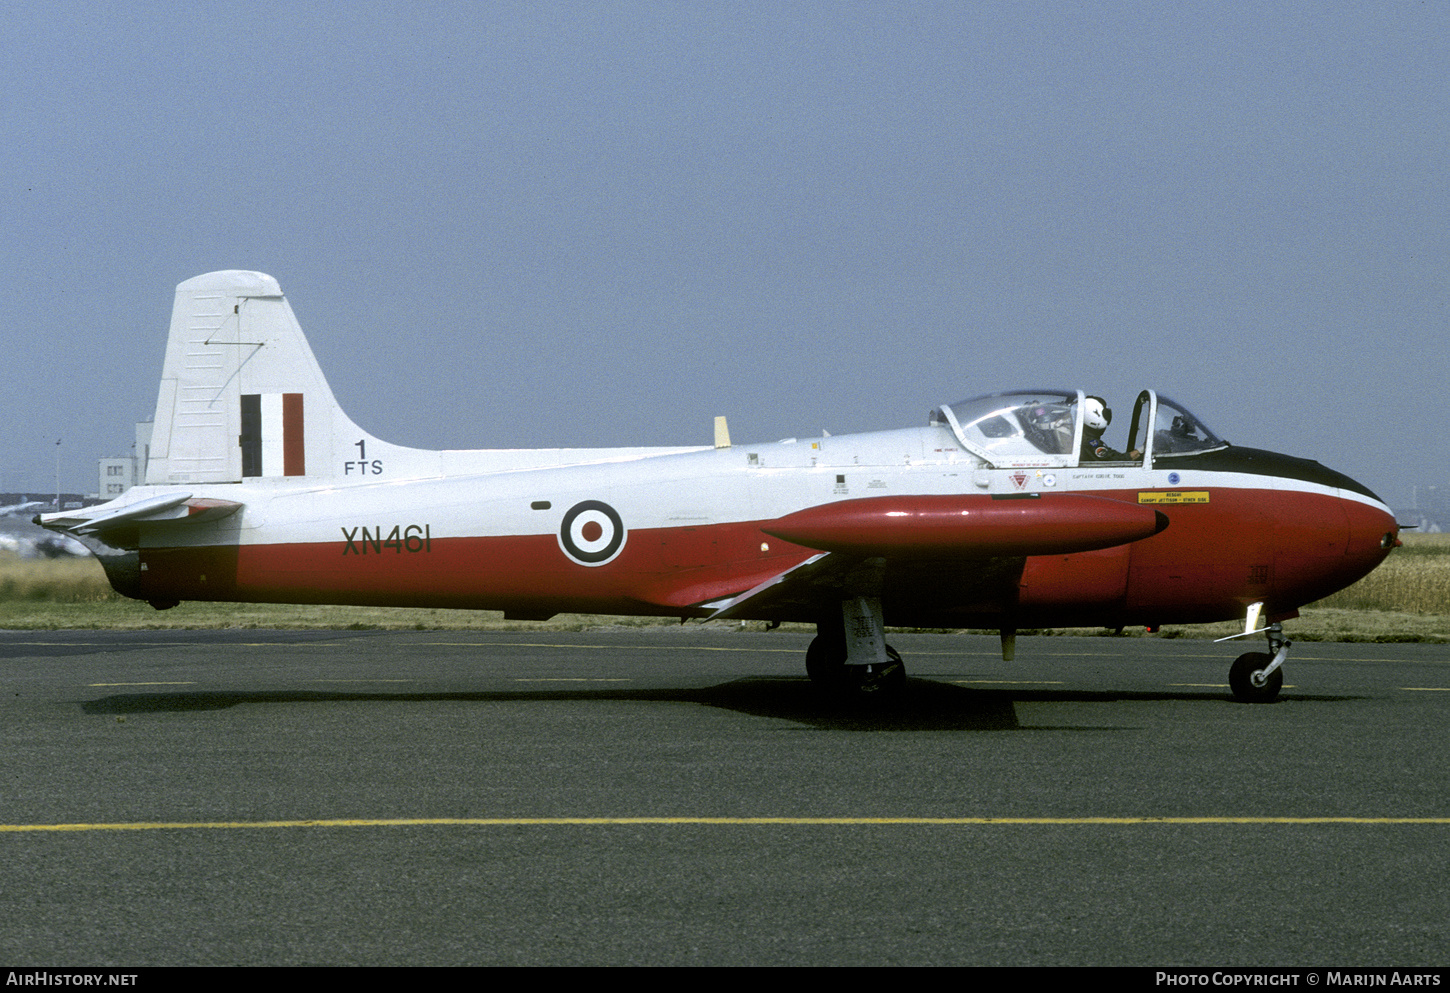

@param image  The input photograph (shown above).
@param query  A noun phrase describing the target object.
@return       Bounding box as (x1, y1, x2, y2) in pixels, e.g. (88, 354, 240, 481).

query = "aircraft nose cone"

(1268, 460, 1396, 607)
(1343, 490, 1400, 568)
(1327, 464, 1400, 567)
(1264, 452, 1397, 603)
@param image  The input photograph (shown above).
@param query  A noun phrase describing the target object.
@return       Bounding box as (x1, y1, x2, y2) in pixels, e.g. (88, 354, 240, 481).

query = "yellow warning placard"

(1138, 491, 1210, 505)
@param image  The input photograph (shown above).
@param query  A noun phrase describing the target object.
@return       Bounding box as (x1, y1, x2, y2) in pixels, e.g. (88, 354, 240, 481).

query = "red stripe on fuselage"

(138, 521, 813, 617)
(135, 484, 1394, 627)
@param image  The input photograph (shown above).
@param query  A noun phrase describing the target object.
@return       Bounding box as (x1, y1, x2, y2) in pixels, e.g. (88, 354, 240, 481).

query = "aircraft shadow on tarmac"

(78, 679, 1362, 732)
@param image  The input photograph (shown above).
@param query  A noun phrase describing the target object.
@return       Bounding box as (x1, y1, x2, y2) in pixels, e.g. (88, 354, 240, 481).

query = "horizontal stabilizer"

(762, 493, 1167, 558)
(36, 493, 242, 536)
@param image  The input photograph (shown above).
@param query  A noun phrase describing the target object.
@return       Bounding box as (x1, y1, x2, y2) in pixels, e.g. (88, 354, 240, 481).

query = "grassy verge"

(2, 536, 1446, 641)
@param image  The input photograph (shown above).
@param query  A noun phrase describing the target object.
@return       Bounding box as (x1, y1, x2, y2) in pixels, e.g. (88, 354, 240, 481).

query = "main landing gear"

(806, 596, 906, 699)
(1217, 602, 1291, 703)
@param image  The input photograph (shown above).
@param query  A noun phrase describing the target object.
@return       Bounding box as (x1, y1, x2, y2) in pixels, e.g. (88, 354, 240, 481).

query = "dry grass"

(2, 538, 1446, 640)
(1313, 532, 1450, 615)
(0, 553, 118, 603)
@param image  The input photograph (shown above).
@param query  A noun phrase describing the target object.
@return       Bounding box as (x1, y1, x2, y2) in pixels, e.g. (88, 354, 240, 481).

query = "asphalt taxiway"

(2, 627, 1448, 966)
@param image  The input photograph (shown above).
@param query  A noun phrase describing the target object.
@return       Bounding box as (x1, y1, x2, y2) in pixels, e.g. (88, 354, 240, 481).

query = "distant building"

(1397, 480, 1450, 533)
(1398, 512, 1445, 534)
(97, 458, 136, 497)
(95, 421, 153, 499)
(1412, 483, 1449, 516)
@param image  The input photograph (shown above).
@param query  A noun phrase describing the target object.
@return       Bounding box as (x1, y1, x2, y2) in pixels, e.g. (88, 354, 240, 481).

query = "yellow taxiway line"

(6, 816, 1450, 834)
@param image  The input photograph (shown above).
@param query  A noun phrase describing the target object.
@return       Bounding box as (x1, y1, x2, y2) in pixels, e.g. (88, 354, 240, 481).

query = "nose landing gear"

(1217, 603, 1290, 703)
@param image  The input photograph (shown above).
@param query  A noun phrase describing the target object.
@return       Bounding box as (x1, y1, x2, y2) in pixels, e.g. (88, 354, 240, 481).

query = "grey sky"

(3, 1, 1445, 507)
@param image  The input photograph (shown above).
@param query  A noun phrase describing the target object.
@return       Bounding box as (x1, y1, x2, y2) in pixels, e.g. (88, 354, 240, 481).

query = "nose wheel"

(1229, 651, 1283, 703)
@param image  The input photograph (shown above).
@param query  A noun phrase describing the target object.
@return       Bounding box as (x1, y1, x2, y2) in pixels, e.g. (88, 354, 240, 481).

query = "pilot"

(1079, 396, 1142, 462)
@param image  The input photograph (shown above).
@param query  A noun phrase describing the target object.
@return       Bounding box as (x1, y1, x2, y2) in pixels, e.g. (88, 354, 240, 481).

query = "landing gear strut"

(806, 596, 906, 699)
(1217, 604, 1290, 703)
(806, 638, 905, 695)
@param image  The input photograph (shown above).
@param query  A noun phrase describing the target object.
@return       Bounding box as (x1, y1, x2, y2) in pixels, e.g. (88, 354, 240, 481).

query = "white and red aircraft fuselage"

(41, 271, 1399, 701)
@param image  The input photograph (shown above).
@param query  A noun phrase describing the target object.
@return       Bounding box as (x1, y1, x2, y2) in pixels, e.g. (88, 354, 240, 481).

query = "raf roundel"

(559, 500, 626, 566)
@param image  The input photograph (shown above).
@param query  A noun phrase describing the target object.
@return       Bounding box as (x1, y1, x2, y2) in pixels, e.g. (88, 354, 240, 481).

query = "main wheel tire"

(1229, 651, 1283, 703)
(807, 640, 905, 698)
(806, 635, 845, 683)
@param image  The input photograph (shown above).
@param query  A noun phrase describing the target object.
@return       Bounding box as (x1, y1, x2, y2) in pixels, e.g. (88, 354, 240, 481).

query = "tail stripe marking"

(240, 394, 261, 476)
(282, 393, 305, 476)
(241, 393, 306, 478)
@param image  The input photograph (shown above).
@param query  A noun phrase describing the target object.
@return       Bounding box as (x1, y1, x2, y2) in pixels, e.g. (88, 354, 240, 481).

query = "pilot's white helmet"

(1083, 396, 1111, 432)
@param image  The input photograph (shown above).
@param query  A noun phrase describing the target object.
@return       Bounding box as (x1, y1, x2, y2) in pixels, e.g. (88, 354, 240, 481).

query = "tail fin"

(146, 271, 421, 484)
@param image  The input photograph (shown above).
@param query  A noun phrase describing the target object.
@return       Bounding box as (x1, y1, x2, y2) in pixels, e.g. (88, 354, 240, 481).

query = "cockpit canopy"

(930, 389, 1225, 468)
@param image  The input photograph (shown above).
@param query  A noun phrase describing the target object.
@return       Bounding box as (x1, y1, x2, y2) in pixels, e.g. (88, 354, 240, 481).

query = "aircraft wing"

(705, 493, 1167, 622)
(703, 552, 876, 621)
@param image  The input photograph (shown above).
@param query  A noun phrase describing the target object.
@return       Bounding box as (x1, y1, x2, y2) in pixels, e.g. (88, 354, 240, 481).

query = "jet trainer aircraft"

(40, 271, 1399, 701)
